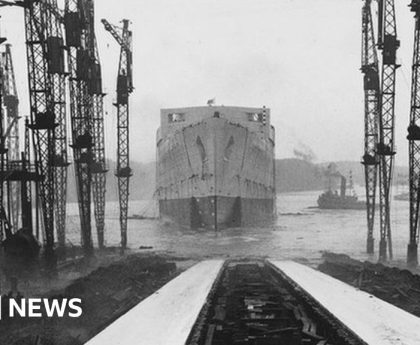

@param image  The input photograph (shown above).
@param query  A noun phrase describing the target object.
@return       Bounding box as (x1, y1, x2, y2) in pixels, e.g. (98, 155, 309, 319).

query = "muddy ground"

(0, 252, 193, 345)
(319, 252, 420, 317)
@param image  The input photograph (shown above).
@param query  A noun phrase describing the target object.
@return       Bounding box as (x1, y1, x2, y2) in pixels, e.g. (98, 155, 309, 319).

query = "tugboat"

(317, 168, 365, 210)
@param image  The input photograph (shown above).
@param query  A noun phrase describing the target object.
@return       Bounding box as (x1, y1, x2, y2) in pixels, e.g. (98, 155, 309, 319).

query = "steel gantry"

(361, 0, 380, 254)
(102, 19, 133, 249)
(407, 0, 420, 267)
(0, 37, 40, 247)
(0, 0, 68, 265)
(45, 0, 69, 250)
(86, 0, 107, 249)
(23, 0, 58, 267)
(65, 0, 94, 256)
(0, 34, 11, 241)
(1, 44, 20, 232)
(376, 0, 399, 262)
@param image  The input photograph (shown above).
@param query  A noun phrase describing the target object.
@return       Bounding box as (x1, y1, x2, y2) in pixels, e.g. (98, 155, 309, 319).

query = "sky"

(0, 0, 416, 165)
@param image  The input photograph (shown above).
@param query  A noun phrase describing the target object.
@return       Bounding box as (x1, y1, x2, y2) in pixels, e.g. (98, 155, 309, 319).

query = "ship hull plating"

(159, 196, 275, 229)
(157, 106, 276, 230)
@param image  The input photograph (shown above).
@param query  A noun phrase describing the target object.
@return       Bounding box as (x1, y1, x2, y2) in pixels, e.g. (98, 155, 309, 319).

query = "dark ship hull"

(156, 106, 276, 230)
(317, 192, 365, 210)
(159, 196, 275, 229)
(394, 192, 409, 201)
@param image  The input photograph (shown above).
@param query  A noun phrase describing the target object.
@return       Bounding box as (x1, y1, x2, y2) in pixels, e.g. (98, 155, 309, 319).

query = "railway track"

(187, 260, 365, 345)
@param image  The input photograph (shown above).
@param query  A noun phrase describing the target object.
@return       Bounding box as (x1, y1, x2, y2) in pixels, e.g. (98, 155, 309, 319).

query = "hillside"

(320, 161, 408, 188)
(66, 160, 156, 202)
(275, 158, 324, 192)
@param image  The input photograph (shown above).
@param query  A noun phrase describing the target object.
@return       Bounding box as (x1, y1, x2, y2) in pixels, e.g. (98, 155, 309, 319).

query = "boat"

(156, 105, 276, 229)
(394, 193, 409, 201)
(394, 192, 409, 201)
(317, 170, 365, 210)
(394, 185, 409, 201)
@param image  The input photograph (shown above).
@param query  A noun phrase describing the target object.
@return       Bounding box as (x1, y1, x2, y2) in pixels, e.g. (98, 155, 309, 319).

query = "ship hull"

(159, 196, 274, 229)
(157, 107, 276, 230)
(317, 202, 366, 210)
(317, 195, 366, 210)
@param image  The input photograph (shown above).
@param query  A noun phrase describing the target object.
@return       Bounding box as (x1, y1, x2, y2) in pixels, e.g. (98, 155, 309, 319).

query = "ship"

(394, 192, 409, 201)
(317, 169, 365, 210)
(156, 105, 276, 229)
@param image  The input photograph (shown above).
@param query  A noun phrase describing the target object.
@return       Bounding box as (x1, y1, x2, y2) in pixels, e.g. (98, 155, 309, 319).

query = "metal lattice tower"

(102, 19, 133, 249)
(22, 118, 34, 232)
(45, 0, 68, 248)
(377, 0, 399, 262)
(361, 0, 380, 254)
(86, 0, 107, 249)
(1, 44, 20, 232)
(407, 0, 420, 267)
(23, 0, 57, 267)
(65, 0, 94, 256)
(0, 34, 11, 241)
(44, 0, 69, 249)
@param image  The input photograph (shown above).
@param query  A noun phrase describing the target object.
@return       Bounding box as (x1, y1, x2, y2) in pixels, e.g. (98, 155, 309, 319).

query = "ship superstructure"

(156, 106, 276, 229)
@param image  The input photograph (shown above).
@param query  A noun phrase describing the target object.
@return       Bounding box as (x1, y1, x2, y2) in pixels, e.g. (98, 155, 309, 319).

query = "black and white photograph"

(0, 0, 420, 344)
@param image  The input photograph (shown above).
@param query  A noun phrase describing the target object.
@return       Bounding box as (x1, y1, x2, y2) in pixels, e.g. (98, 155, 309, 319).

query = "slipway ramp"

(270, 260, 420, 345)
(87, 259, 420, 345)
(85, 260, 224, 345)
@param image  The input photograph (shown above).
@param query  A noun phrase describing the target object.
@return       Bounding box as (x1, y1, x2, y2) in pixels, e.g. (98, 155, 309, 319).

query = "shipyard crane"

(376, 0, 399, 262)
(0, 1, 69, 267)
(0, 0, 61, 264)
(21, 0, 61, 268)
(361, 0, 380, 254)
(0, 42, 40, 252)
(102, 19, 133, 249)
(1, 44, 20, 232)
(407, 0, 420, 267)
(0, 34, 11, 241)
(86, 0, 107, 249)
(1, 116, 42, 263)
(44, 0, 69, 250)
(65, 0, 94, 256)
(45, 0, 106, 249)
(23, 0, 57, 266)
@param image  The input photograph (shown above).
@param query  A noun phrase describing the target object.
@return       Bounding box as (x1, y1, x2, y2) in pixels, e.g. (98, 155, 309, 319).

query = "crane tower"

(407, 0, 420, 267)
(102, 19, 133, 249)
(1, 44, 20, 232)
(361, 0, 380, 254)
(65, 0, 94, 256)
(45, 0, 69, 249)
(376, 0, 399, 262)
(23, 0, 58, 267)
(0, 34, 11, 241)
(86, 0, 107, 249)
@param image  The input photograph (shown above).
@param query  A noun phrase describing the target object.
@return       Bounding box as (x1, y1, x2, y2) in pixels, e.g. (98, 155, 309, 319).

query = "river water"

(64, 188, 412, 266)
